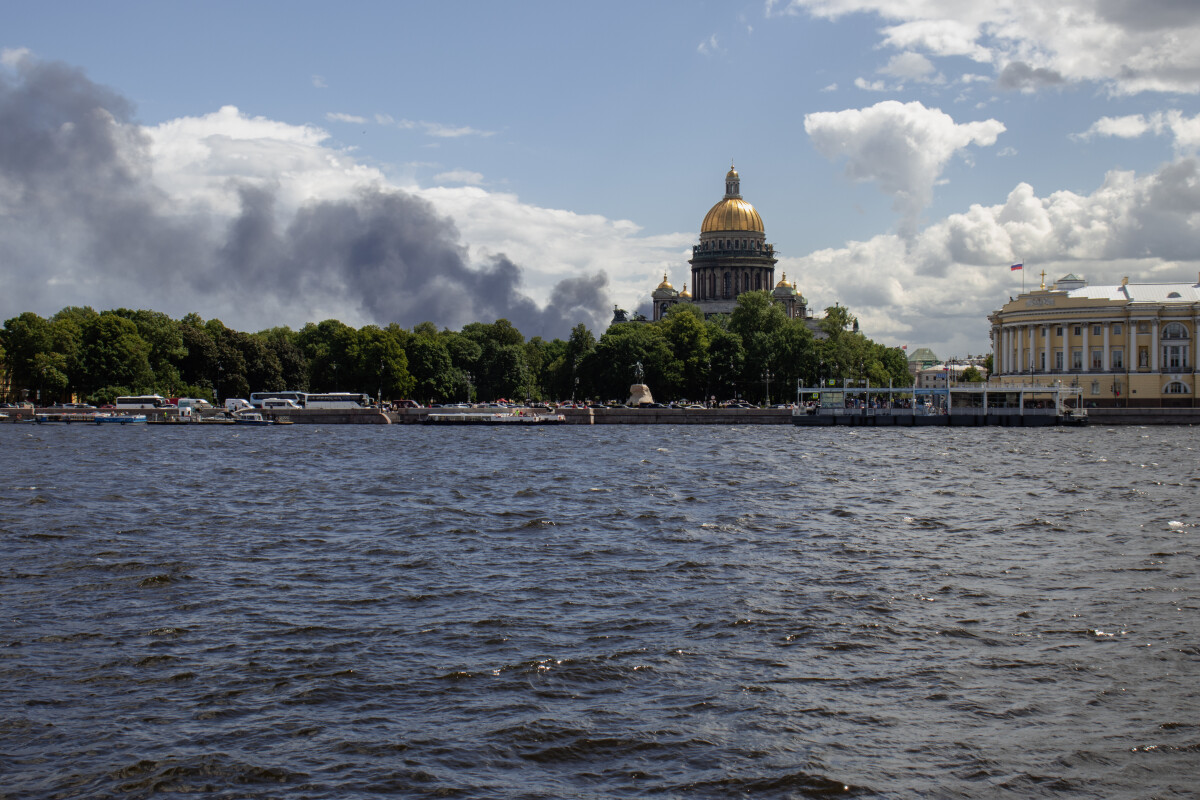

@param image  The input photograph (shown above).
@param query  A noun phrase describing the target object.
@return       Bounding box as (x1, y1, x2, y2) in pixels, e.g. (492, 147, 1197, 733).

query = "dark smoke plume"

(0, 54, 610, 338)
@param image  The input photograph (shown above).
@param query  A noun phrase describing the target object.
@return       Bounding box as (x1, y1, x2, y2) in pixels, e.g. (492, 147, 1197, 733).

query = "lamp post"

(705, 359, 711, 407)
(761, 369, 773, 406)
(378, 358, 384, 408)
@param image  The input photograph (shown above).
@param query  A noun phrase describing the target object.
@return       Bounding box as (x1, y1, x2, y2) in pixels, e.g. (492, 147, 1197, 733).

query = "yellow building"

(989, 273, 1198, 407)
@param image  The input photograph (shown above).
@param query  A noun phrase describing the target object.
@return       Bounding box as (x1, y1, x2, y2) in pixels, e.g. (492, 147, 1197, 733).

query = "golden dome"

(726, 164, 739, 180)
(702, 197, 764, 233)
(656, 272, 673, 290)
(680, 283, 691, 298)
(775, 272, 790, 289)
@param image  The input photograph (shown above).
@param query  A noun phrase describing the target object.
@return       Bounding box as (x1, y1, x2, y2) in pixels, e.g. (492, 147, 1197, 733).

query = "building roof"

(908, 347, 939, 363)
(1065, 282, 1200, 303)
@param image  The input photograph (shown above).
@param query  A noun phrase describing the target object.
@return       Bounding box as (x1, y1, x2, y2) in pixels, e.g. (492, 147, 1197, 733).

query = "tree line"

(0, 292, 911, 406)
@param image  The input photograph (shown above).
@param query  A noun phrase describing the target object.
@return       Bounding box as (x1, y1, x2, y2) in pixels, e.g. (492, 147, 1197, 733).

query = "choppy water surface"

(1, 424, 1197, 798)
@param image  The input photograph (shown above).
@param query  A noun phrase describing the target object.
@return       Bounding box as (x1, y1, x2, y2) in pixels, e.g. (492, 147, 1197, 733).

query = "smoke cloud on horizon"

(0, 54, 611, 339)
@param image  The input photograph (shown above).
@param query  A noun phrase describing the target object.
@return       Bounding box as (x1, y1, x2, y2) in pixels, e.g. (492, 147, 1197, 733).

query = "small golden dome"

(680, 283, 691, 298)
(775, 272, 790, 289)
(656, 272, 673, 290)
(726, 164, 739, 180)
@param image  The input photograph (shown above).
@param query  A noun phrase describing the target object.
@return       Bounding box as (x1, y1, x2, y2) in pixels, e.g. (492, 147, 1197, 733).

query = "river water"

(1, 423, 1197, 799)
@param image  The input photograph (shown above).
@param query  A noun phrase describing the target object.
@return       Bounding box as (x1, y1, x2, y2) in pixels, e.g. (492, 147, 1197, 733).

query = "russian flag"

(1010, 263, 1023, 271)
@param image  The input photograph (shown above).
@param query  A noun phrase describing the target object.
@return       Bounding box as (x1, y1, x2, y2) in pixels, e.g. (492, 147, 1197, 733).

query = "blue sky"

(4, 1, 1200, 356)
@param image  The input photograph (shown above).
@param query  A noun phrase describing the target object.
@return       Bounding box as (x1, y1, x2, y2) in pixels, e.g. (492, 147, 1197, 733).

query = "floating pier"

(791, 384, 1087, 427)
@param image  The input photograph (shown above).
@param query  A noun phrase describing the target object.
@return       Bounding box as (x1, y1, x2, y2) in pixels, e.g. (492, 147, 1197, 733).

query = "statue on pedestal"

(627, 361, 653, 406)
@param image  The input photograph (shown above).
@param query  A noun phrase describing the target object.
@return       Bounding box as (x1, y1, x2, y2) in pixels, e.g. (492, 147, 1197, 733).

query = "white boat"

(233, 411, 292, 426)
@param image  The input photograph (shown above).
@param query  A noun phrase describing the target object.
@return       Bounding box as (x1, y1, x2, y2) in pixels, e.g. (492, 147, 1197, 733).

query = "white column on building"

(996, 325, 1005, 375)
(1028, 325, 1036, 374)
(1015, 325, 1021, 373)
(1043, 325, 1051, 374)
(1103, 323, 1111, 372)
(1006, 325, 1013, 373)
(1012, 325, 1021, 372)
(1024, 325, 1032, 373)
(1185, 314, 1195, 374)
(1130, 320, 1137, 370)
(1000, 327, 1007, 374)
(1081, 322, 1089, 374)
(1152, 319, 1159, 371)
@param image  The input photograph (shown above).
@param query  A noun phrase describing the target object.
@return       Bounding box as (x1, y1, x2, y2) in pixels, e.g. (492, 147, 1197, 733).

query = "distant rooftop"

(1037, 274, 1200, 303)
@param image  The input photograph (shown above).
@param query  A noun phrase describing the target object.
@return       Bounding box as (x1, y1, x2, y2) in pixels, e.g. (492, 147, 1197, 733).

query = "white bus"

(250, 391, 308, 408)
(114, 394, 169, 409)
(303, 392, 371, 409)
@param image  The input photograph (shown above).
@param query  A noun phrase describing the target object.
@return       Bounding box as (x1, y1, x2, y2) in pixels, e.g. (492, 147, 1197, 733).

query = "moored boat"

(93, 414, 147, 424)
(422, 412, 566, 425)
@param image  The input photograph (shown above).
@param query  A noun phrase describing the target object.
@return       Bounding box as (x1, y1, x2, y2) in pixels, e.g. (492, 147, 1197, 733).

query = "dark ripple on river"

(1, 423, 1197, 798)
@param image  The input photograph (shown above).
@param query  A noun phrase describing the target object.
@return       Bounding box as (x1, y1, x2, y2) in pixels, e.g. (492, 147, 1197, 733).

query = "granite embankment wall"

(1085, 408, 1200, 425)
(384, 408, 794, 425)
(5, 407, 1199, 426)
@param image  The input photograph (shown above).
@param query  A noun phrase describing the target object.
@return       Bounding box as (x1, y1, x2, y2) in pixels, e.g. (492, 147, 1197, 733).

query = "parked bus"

(303, 392, 371, 409)
(249, 391, 307, 408)
(114, 394, 169, 409)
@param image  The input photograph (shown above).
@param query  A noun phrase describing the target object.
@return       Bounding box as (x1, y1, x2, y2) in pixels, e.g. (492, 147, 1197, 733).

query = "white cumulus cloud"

(770, 0, 1200, 95)
(1077, 110, 1200, 153)
(804, 100, 1005, 231)
(780, 156, 1200, 357)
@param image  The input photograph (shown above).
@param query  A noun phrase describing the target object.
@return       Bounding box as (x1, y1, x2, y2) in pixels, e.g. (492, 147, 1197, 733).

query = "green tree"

(49, 307, 95, 396)
(706, 324, 745, 401)
(356, 324, 415, 400)
(109, 309, 187, 394)
(204, 319, 250, 400)
(258, 326, 309, 390)
(821, 304, 857, 338)
(588, 322, 676, 401)
(235, 331, 284, 395)
(79, 313, 154, 397)
(33, 351, 70, 402)
(961, 365, 984, 383)
(662, 305, 710, 400)
(2, 312, 53, 394)
(178, 314, 220, 396)
(476, 342, 530, 401)
(404, 332, 456, 403)
(298, 319, 358, 392)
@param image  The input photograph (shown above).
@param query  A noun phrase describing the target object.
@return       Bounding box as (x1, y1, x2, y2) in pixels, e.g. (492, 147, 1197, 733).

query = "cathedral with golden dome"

(649, 165, 807, 321)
